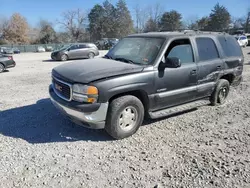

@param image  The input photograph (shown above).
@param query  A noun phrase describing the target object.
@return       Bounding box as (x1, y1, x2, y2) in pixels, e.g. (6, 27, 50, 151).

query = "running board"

(149, 100, 210, 119)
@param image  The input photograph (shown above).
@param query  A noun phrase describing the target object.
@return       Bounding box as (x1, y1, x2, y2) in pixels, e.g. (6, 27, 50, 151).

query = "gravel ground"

(0, 48, 250, 188)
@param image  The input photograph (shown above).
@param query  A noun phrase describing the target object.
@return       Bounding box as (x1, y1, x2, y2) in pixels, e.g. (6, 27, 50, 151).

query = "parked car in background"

(95, 38, 119, 50)
(13, 47, 20, 54)
(0, 47, 6, 54)
(246, 34, 250, 46)
(45, 46, 53, 52)
(235, 36, 248, 47)
(1, 47, 14, 54)
(0, 54, 16, 73)
(36, 46, 46, 52)
(49, 31, 243, 139)
(51, 43, 99, 61)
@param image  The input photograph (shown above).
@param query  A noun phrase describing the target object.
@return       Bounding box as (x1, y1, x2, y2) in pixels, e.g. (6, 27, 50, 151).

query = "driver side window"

(166, 39, 194, 64)
(70, 45, 78, 50)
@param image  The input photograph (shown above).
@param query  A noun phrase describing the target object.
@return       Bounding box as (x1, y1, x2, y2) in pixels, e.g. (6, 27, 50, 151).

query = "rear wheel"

(210, 79, 230, 106)
(105, 95, 144, 139)
(0, 63, 5, 73)
(88, 52, 95, 59)
(61, 54, 68, 61)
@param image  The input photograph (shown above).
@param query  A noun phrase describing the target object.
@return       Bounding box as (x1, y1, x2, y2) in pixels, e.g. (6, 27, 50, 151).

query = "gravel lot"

(0, 48, 250, 188)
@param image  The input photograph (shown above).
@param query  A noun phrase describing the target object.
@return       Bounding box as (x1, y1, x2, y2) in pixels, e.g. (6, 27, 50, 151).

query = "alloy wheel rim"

(218, 87, 228, 103)
(89, 53, 94, 59)
(0, 65, 3, 72)
(62, 55, 67, 61)
(118, 106, 138, 132)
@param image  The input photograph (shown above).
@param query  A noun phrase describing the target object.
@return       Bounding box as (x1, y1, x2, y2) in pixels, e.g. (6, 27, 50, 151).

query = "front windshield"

(59, 44, 72, 51)
(106, 37, 165, 65)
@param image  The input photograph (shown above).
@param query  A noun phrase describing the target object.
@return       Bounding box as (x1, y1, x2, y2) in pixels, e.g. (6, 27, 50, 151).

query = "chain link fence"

(0, 43, 68, 53)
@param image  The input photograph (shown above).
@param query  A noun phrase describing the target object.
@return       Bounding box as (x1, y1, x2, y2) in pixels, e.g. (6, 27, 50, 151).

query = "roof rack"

(158, 29, 227, 34)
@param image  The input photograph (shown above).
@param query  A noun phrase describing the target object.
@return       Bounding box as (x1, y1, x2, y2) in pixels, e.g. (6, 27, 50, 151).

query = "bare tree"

(148, 3, 163, 24)
(57, 9, 87, 42)
(0, 16, 8, 33)
(184, 15, 199, 30)
(134, 4, 149, 33)
(245, 9, 250, 33)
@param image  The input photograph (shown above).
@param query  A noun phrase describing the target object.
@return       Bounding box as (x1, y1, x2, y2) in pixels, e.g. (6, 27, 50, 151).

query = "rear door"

(194, 37, 224, 99)
(68, 45, 80, 59)
(78, 44, 89, 58)
(217, 35, 244, 78)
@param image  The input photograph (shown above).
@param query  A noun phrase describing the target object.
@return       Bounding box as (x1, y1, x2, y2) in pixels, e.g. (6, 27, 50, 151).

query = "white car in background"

(235, 36, 248, 47)
(36, 46, 46, 52)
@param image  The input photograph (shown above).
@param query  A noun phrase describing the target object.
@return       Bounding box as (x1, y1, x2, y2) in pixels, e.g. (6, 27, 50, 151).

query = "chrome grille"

(52, 76, 72, 101)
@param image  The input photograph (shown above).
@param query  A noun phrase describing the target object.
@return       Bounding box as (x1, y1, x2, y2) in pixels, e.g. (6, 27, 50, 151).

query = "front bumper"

(6, 60, 16, 68)
(49, 85, 108, 129)
(51, 53, 60, 60)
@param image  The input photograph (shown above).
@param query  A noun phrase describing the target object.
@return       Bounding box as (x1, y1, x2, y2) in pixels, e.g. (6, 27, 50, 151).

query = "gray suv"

(49, 31, 243, 139)
(51, 43, 99, 61)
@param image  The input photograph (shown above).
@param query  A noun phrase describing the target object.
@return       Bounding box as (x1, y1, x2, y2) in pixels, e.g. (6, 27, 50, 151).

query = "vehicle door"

(78, 44, 89, 58)
(193, 37, 224, 99)
(153, 38, 198, 110)
(67, 45, 80, 59)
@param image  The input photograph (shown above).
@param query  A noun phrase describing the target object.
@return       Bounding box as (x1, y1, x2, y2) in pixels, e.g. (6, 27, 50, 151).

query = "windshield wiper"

(103, 54, 113, 59)
(115, 57, 135, 64)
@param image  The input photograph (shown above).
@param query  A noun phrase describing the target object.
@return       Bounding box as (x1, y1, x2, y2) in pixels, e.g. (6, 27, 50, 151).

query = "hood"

(52, 49, 64, 54)
(52, 58, 144, 83)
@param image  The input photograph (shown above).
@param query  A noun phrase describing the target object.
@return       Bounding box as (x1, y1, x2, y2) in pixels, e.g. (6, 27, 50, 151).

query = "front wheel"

(88, 52, 95, 59)
(60, 54, 68, 61)
(105, 95, 144, 139)
(210, 79, 230, 106)
(0, 63, 5, 73)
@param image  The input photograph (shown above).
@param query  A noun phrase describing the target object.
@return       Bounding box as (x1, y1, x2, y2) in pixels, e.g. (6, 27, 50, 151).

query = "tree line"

(0, 0, 249, 45)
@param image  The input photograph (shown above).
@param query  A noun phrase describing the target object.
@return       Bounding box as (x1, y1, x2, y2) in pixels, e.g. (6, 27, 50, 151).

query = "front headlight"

(72, 84, 98, 103)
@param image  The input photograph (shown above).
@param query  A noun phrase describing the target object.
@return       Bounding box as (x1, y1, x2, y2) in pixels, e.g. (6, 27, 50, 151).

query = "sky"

(0, 0, 249, 29)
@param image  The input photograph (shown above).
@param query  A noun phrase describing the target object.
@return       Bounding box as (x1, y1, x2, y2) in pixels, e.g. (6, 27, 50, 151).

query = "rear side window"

(70, 45, 78, 50)
(218, 36, 242, 57)
(79, 44, 87, 48)
(196, 38, 219, 61)
(240, 36, 247, 40)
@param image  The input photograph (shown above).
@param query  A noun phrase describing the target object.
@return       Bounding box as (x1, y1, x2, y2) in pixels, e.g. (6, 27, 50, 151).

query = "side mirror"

(160, 57, 181, 69)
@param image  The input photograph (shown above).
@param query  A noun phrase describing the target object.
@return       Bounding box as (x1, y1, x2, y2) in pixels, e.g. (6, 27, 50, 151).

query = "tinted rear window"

(195, 38, 219, 61)
(218, 36, 242, 57)
(240, 36, 247, 40)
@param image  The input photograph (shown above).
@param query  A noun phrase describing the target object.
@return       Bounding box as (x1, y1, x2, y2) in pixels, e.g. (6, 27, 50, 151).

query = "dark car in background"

(95, 38, 119, 50)
(0, 54, 16, 73)
(51, 43, 99, 61)
(13, 48, 20, 54)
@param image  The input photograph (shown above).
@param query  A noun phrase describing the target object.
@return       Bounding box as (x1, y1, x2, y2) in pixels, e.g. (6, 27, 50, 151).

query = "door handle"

(190, 70, 197, 75)
(217, 66, 222, 70)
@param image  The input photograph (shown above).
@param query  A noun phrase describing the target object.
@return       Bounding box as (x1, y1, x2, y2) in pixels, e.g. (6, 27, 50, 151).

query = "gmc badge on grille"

(55, 83, 63, 92)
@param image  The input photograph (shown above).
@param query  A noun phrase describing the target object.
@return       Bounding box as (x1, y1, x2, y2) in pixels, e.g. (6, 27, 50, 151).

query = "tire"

(210, 79, 230, 106)
(88, 52, 95, 59)
(60, 54, 68, 61)
(105, 95, 144, 139)
(0, 63, 5, 73)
